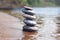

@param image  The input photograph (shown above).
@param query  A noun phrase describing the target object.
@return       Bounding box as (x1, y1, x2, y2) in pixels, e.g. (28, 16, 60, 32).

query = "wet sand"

(0, 12, 60, 40)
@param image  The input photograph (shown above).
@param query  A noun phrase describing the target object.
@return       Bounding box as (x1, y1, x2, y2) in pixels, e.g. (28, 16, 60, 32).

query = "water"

(10, 7, 60, 40)
(33, 7, 59, 17)
(21, 7, 58, 40)
(41, 17, 57, 35)
(11, 7, 60, 17)
(21, 17, 57, 40)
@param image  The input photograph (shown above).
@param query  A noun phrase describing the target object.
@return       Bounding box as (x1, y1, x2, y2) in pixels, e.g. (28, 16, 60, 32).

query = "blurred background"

(0, 0, 60, 8)
(0, 0, 60, 23)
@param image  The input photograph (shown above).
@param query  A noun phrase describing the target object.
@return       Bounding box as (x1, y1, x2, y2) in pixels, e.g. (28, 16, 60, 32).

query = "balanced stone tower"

(22, 6, 38, 32)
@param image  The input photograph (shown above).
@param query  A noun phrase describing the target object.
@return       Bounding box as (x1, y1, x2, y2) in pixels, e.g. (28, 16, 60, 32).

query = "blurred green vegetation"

(16, 0, 60, 7)
(0, 0, 60, 8)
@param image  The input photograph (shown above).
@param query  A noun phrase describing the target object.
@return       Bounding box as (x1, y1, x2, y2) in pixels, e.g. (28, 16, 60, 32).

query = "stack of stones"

(22, 6, 38, 32)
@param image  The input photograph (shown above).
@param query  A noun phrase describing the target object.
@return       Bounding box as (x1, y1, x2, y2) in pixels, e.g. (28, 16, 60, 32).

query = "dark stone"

(23, 26, 38, 32)
(26, 24, 35, 27)
(22, 10, 35, 15)
(24, 6, 32, 10)
(22, 6, 38, 32)
(23, 14, 36, 20)
(23, 20, 36, 26)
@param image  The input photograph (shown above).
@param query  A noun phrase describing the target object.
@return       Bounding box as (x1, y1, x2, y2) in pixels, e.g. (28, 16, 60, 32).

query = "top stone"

(24, 6, 32, 10)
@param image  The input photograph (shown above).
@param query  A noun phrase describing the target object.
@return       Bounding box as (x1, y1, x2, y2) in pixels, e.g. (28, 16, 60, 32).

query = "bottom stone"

(23, 26, 38, 32)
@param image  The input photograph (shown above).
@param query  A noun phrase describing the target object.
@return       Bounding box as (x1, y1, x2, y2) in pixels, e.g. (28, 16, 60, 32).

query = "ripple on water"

(37, 17, 57, 40)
